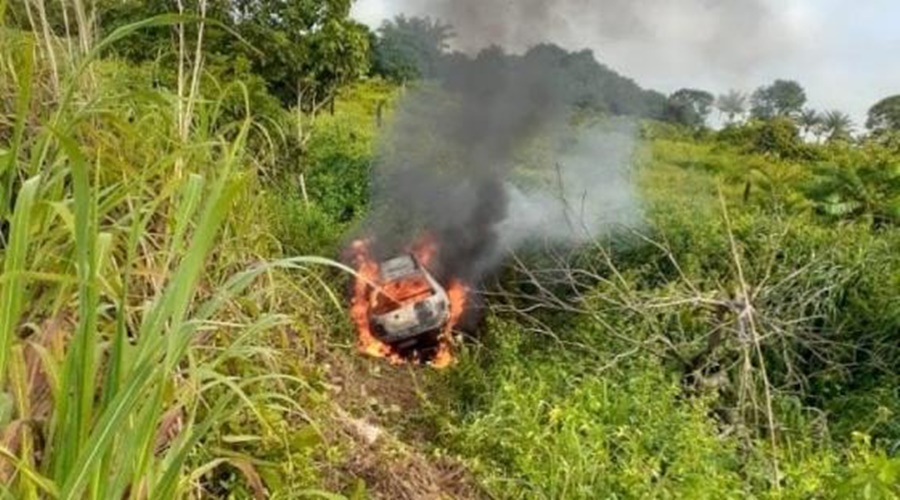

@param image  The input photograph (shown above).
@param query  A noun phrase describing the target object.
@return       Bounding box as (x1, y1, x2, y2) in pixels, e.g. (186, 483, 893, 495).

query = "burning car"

(347, 236, 468, 368)
(369, 254, 450, 349)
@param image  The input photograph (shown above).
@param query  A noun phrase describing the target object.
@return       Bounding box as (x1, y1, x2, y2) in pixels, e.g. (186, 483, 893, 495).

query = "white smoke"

(496, 118, 643, 254)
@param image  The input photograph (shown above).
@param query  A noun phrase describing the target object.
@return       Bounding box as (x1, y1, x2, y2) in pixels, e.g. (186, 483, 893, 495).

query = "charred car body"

(368, 255, 450, 353)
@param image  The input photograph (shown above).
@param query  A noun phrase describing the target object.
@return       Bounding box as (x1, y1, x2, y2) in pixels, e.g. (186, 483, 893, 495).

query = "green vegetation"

(665, 88, 715, 129)
(371, 15, 453, 83)
(750, 79, 808, 120)
(416, 128, 900, 498)
(1, 4, 899, 499)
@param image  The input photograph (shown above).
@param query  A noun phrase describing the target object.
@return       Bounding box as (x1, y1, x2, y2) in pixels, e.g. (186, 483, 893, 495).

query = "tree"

(798, 108, 822, 138)
(664, 88, 715, 128)
(558, 49, 608, 113)
(372, 15, 454, 83)
(753, 117, 809, 159)
(438, 42, 667, 121)
(639, 90, 669, 121)
(866, 95, 900, 133)
(750, 79, 807, 119)
(820, 110, 854, 143)
(716, 90, 747, 123)
(98, 0, 370, 110)
(228, 0, 370, 109)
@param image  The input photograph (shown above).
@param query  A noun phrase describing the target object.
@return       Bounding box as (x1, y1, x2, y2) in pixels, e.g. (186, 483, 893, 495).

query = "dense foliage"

(867, 94, 900, 134)
(665, 88, 715, 128)
(750, 79, 808, 119)
(371, 14, 453, 83)
(97, 0, 371, 109)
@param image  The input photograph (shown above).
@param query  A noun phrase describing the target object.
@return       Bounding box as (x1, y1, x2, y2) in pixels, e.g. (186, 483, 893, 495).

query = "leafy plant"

(806, 151, 900, 226)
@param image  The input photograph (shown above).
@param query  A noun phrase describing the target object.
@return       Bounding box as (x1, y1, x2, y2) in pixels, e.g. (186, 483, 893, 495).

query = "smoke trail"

(496, 118, 642, 253)
(349, 2, 702, 285)
(385, 0, 803, 74)
(353, 50, 644, 286)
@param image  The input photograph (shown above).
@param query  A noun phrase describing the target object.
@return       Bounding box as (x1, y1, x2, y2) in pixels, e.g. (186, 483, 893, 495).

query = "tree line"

(8, 1, 899, 142)
(7, 3, 665, 119)
(370, 15, 669, 119)
(664, 80, 900, 142)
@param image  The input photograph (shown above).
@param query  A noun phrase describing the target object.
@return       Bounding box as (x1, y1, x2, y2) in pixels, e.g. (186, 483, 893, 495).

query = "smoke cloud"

(381, 0, 813, 78)
(496, 120, 642, 252)
(355, 0, 664, 285)
(353, 50, 643, 286)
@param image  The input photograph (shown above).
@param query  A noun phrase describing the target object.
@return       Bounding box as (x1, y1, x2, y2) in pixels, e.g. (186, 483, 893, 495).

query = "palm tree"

(820, 110, 854, 143)
(797, 108, 822, 139)
(716, 90, 747, 124)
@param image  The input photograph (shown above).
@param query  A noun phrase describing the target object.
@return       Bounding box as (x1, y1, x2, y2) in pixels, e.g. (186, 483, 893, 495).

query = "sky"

(351, 0, 900, 129)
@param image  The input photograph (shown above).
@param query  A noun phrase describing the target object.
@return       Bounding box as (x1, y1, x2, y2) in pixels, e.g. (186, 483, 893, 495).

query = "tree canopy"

(750, 79, 807, 119)
(371, 15, 454, 83)
(665, 88, 715, 128)
(716, 90, 747, 124)
(798, 108, 822, 137)
(867, 95, 900, 133)
(99, 0, 370, 109)
(380, 35, 668, 121)
(820, 110, 854, 143)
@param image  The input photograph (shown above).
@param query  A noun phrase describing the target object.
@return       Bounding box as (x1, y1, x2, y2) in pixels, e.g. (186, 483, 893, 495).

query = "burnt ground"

(316, 347, 488, 500)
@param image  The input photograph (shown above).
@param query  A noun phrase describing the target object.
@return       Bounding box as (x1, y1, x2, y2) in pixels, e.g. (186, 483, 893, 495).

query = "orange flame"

(409, 233, 438, 267)
(431, 279, 468, 369)
(348, 239, 397, 362)
(347, 234, 467, 368)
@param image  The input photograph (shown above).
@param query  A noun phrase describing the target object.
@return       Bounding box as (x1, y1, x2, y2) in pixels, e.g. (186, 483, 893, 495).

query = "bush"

(268, 188, 346, 257)
(426, 315, 894, 498)
(804, 144, 900, 227)
(717, 119, 820, 161)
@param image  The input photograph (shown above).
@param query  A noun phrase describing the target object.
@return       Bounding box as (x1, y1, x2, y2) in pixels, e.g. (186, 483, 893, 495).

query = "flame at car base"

(348, 235, 469, 369)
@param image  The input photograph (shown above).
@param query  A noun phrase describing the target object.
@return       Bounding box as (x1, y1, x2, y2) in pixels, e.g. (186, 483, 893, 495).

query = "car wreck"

(368, 254, 451, 352)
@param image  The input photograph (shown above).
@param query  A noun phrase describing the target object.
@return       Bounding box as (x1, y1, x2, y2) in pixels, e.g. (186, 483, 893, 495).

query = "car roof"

(379, 254, 420, 282)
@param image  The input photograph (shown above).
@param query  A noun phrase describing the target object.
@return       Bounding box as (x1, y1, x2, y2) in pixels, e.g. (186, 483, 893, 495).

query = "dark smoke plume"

(387, 0, 796, 75)
(352, 53, 642, 286)
(351, 4, 651, 286)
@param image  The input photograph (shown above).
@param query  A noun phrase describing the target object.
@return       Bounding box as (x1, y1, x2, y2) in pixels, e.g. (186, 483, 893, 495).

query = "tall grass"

(0, 8, 343, 499)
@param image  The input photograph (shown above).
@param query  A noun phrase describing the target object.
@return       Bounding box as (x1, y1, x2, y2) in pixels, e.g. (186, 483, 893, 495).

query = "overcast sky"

(351, 0, 899, 128)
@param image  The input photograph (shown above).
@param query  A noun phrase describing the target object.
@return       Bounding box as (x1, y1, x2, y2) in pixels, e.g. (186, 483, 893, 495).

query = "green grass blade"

(137, 129, 249, 359)
(61, 150, 246, 498)
(170, 174, 205, 261)
(58, 354, 159, 500)
(1, 36, 34, 223)
(48, 130, 99, 484)
(153, 396, 235, 499)
(102, 187, 170, 408)
(119, 384, 167, 500)
(0, 176, 41, 386)
(8, 345, 37, 500)
(0, 446, 58, 498)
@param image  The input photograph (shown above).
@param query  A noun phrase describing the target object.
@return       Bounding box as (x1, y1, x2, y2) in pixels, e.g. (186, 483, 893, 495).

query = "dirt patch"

(318, 349, 487, 499)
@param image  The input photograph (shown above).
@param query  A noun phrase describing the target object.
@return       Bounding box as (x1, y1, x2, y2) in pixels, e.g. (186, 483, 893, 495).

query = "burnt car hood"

(368, 255, 450, 344)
